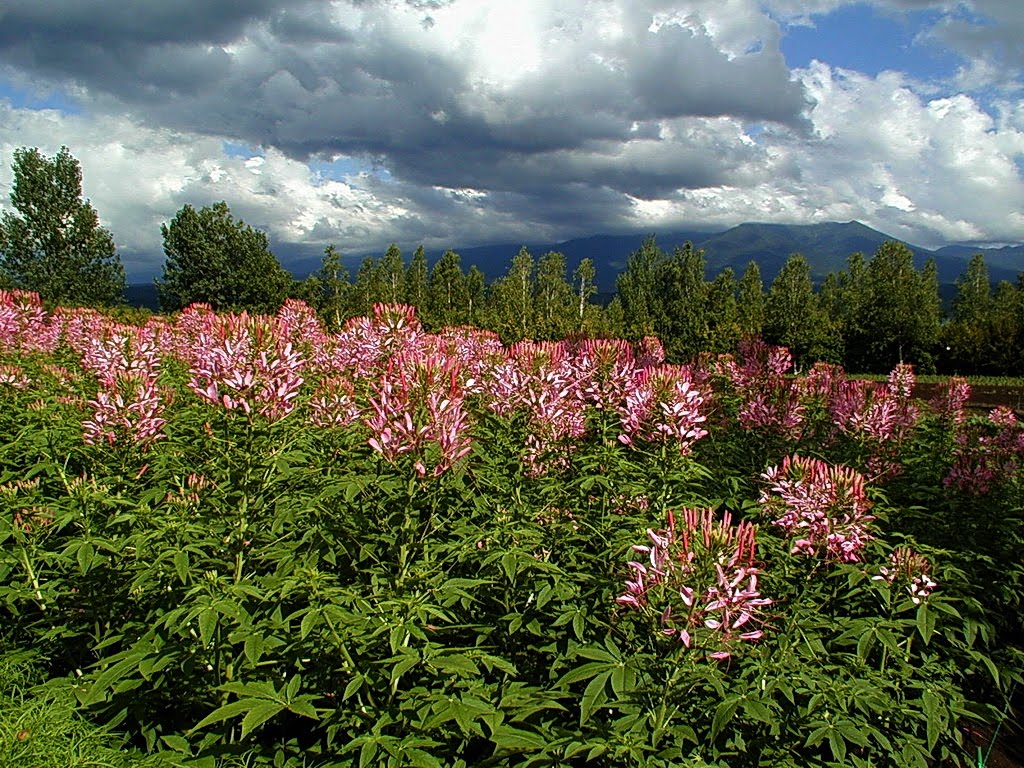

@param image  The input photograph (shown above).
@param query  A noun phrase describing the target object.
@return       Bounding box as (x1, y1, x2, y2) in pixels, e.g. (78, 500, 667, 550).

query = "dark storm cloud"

(0, 0, 811, 226)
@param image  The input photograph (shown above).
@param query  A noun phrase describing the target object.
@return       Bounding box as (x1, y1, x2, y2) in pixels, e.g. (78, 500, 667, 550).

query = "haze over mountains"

(125, 221, 1024, 308)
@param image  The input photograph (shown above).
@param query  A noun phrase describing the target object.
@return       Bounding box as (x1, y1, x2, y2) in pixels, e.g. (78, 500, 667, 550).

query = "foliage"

(0, 146, 125, 306)
(0, 290, 1021, 767)
(156, 201, 293, 314)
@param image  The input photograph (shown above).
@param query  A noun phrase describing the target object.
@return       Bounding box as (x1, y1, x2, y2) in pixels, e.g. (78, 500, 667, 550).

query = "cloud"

(0, 1, 1022, 281)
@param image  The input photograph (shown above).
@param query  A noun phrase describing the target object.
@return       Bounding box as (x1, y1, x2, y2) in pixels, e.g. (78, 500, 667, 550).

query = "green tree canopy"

(736, 261, 765, 340)
(404, 245, 429, 311)
(658, 242, 709, 362)
(533, 251, 575, 340)
(488, 246, 536, 343)
(859, 241, 940, 372)
(157, 201, 293, 313)
(426, 249, 469, 329)
(616, 236, 666, 340)
(0, 145, 125, 306)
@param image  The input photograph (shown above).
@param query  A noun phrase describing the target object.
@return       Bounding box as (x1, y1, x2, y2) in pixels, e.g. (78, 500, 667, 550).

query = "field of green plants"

(1, 289, 1022, 767)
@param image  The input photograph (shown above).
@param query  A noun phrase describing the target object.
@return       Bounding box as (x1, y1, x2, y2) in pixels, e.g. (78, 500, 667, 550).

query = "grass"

(0, 649, 167, 768)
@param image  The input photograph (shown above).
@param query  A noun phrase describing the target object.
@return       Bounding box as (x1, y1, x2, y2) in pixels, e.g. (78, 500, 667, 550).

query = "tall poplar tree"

(860, 242, 939, 371)
(426, 250, 468, 329)
(707, 267, 740, 354)
(616, 236, 666, 339)
(736, 261, 765, 340)
(489, 246, 535, 342)
(0, 145, 125, 306)
(765, 253, 822, 368)
(313, 244, 350, 330)
(465, 265, 487, 327)
(658, 243, 708, 362)
(404, 245, 429, 312)
(533, 250, 575, 339)
(572, 258, 598, 332)
(377, 244, 405, 305)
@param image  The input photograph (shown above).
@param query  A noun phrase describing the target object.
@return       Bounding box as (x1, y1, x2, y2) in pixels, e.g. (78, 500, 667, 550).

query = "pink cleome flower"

(761, 455, 875, 563)
(617, 507, 771, 661)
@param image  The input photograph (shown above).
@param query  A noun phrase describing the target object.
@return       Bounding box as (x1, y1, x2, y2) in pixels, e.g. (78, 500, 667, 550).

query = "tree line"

(2, 146, 1023, 375)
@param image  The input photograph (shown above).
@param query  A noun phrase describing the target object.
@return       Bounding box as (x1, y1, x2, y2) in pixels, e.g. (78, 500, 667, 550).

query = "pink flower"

(363, 349, 473, 476)
(616, 366, 708, 454)
(0, 290, 62, 355)
(874, 547, 937, 604)
(761, 455, 875, 563)
(617, 507, 771, 661)
(184, 312, 306, 423)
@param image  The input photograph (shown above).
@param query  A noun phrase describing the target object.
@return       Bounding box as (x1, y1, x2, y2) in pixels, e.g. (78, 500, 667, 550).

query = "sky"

(0, 0, 1022, 281)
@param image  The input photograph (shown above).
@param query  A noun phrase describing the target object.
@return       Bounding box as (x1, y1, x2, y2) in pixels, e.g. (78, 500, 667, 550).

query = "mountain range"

(125, 221, 1024, 308)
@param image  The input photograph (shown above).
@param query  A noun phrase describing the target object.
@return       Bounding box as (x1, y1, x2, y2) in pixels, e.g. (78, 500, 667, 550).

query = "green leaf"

(740, 698, 773, 724)
(580, 671, 610, 725)
(711, 697, 740, 741)
(77, 540, 95, 574)
(173, 550, 190, 584)
(160, 734, 191, 754)
(556, 661, 613, 687)
(192, 699, 258, 732)
(343, 674, 365, 701)
(916, 604, 936, 645)
(300, 609, 319, 641)
(432, 653, 480, 677)
(358, 738, 378, 768)
(240, 700, 286, 739)
(828, 730, 847, 763)
(490, 725, 546, 752)
(922, 690, 942, 751)
(198, 608, 217, 647)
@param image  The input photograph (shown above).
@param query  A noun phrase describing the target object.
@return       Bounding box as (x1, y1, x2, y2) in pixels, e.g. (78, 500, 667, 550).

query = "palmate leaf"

(191, 676, 319, 738)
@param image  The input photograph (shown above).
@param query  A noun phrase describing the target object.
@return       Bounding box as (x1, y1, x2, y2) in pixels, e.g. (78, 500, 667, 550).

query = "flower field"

(1, 289, 1022, 767)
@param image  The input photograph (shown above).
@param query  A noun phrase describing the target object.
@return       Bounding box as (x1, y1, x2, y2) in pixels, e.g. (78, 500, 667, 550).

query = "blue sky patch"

(0, 81, 81, 114)
(779, 4, 961, 84)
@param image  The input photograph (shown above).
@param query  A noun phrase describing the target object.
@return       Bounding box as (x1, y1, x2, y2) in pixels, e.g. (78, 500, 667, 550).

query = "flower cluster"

(0, 363, 30, 389)
(930, 376, 971, 427)
(718, 340, 805, 440)
(363, 350, 473, 476)
(616, 365, 708, 453)
(873, 546, 937, 605)
(184, 312, 306, 423)
(79, 325, 167, 448)
(617, 507, 771, 661)
(827, 365, 920, 479)
(761, 455, 875, 563)
(0, 290, 62, 355)
(945, 407, 1024, 495)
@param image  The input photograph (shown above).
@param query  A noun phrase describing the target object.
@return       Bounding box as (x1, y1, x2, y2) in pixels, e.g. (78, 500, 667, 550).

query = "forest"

(2, 147, 1022, 378)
